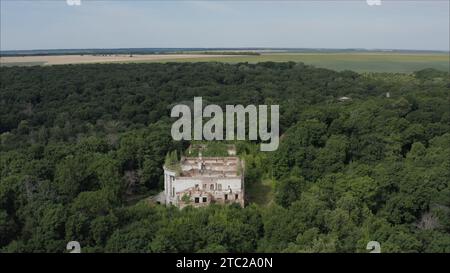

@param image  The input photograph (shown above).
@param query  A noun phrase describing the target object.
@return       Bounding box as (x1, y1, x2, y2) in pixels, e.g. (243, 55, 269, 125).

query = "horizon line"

(1, 47, 449, 53)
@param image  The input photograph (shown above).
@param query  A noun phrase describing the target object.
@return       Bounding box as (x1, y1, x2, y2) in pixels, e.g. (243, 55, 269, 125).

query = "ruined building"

(163, 146, 245, 208)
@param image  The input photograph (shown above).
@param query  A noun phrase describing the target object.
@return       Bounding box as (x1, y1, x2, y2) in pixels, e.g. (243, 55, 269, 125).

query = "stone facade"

(163, 153, 245, 208)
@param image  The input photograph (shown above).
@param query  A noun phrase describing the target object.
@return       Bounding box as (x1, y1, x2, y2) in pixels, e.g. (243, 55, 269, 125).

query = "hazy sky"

(1, 0, 449, 51)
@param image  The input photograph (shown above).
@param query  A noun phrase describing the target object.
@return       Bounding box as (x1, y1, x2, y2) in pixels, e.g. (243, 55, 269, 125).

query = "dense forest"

(0, 62, 449, 252)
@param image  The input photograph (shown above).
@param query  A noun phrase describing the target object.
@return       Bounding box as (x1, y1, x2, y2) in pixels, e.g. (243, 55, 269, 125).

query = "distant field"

(147, 53, 449, 73)
(1, 52, 448, 73)
(0, 54, 239, 66)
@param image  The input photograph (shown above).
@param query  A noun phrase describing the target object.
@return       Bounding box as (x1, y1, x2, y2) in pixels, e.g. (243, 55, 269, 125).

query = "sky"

(0, 0, 449, 51)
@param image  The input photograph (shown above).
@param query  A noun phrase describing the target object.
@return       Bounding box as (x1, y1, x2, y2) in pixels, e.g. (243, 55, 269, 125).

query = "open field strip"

(141, 53, 449, 73)
(0, 54, 241, 66)
(1, 53, 448, 73)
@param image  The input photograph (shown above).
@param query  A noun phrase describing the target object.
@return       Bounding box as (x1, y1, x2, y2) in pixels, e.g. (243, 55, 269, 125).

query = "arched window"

(210, 184, 214, 190)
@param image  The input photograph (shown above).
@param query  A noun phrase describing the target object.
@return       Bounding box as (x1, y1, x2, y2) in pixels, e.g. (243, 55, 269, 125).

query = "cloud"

(367, 0, 382, 6)
(66, 0, 81, 6)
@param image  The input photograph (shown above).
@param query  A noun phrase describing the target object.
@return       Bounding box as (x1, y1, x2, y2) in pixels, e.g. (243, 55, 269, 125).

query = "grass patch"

(0, 61, 46, 67)
(246, 178, 275, 206)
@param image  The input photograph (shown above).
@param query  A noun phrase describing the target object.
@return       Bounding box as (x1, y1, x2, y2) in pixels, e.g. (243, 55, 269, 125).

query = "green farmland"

(140, 53, 449, 73)
(2, 52, 448, 73)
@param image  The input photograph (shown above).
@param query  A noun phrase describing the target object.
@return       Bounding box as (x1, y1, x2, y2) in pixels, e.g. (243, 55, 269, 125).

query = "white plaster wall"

(163, 168, 177, 205)
(216, 178, 242, 192)
(164, 164, 244, 207)
(170, 178, 202, 205)
(174, 178, 202, 193)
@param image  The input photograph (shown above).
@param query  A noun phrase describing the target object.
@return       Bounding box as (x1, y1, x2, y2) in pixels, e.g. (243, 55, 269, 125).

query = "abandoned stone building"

(163, 146, 245, 208)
